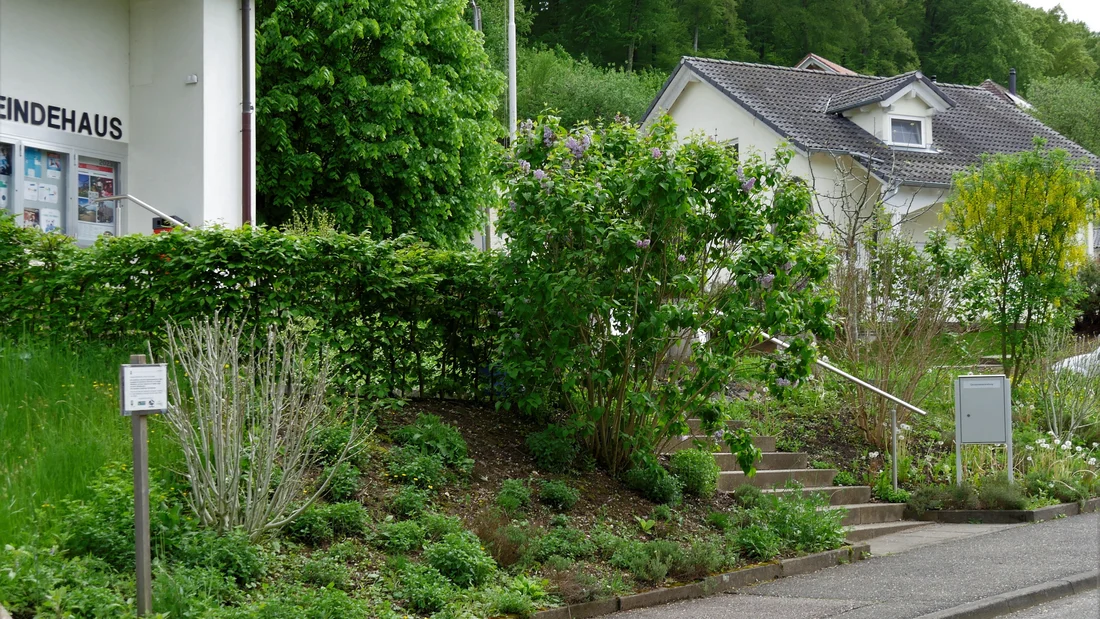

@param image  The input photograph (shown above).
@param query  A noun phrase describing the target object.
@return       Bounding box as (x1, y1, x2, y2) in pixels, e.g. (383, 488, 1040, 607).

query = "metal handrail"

(91, 195, 194, 231)
(761, 332, 927, 416)
(762, 332, 927, 493)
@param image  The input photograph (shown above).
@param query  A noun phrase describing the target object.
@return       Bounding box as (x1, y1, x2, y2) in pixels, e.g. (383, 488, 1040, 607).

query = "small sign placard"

(120, 364, 168, 416)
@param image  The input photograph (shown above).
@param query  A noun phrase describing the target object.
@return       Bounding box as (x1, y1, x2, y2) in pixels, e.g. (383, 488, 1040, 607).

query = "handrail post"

(891, 407, 898, 492)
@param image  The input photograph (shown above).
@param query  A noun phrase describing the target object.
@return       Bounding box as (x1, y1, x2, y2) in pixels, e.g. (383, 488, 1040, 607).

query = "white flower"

(1063, 442, 1073, 450)
(1041, 443, 1053, 450)
(868, 451, 880, 459)
(1026, 456, 1033, 462)
(936, 441, 944, 447)
(899, 423, 912, 431)
(1076, 446, 1083, 452)
(1025, 445, 1034, 451)
(1092, 443, 1099, 448)
(1089, 458, 1097, 466)
(1048, 430, 1056, 436)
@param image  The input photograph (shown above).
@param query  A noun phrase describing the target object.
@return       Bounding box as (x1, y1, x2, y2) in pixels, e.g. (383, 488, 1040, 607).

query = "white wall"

(128, 0, 205, 233)
(0, 0, 130, 132)
(201, 0, 245, 228)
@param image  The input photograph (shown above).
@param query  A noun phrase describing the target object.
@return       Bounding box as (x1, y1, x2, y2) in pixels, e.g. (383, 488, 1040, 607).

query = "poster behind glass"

(22, 147, 66, 233)
(0, 143, 12, 215)
(76, 156, 118, 242)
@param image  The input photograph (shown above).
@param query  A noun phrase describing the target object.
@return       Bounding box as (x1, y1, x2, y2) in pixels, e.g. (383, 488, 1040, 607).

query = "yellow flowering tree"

(945, 138, 1099, 381)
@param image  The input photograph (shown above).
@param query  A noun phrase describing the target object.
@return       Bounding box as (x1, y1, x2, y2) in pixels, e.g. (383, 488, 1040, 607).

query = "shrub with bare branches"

(162, 316, 363, 540)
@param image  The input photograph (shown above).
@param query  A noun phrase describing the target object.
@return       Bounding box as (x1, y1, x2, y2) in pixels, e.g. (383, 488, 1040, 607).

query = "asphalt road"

(614, 513, 1100, 619)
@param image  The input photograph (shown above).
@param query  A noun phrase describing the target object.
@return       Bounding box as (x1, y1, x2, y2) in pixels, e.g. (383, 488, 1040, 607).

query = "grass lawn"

(0, 339, 178, 542)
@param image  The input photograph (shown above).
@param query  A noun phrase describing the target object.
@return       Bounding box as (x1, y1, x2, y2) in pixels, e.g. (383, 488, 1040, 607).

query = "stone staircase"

(660, 420, 931, 542)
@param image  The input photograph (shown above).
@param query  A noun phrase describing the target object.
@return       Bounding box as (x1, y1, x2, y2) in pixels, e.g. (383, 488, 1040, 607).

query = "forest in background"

(483, 0, 1099, 153)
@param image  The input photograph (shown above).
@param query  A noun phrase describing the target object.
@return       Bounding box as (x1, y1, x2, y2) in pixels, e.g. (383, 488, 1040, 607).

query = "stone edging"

(915, 497, 1100, 524)
(532, 543, 870, 619)
(912, 568, 1099, 619)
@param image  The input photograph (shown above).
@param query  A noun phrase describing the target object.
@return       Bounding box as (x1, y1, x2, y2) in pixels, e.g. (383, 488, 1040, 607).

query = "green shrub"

(487, 587, 536, 617)
(392, 414, 472, 471)
(750, 488, 846, 554)
(833, 471, 858, 486)
(651, 505, 674, 522)
(497, 479, 533, 513)
(549, 513, 571, 528)
(873, 475, 911, 503)
(388, 447, 449, 489)
(531, 527, 596, 562)
(470, 509, 533, 568)
(377, 519, 426, 554)
(609, 539, 684, 584)
(526, 425, 581, 473)
(978, 475, 1027, 510)
(423, 531, 498, 588)
(672, 537, 727, 580)
(312, 424, 360, 467)
(178, 529, 267, 586)
(323, 502, 370, 538)
(539, 480, 580, 512)
(706, 511, 736, 532)
(300, 556, 350, 590)
(731, 484, 763, 509)
(624, 463, 683, 505)
(394, 563, 455, 614)
(670, 449, 720, 498)
(323, 462, 361, 502)
(390, 485, 431, 518)
(420, 512, 465, 541)
(154, 564, 239, 618)
(284, 506, 334, 546)
(907, 482, 979, 516)
(735, 525, 782, 561)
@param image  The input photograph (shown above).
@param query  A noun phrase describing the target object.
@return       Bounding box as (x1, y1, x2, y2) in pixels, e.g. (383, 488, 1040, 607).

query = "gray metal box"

(954, 375, 1011, 444)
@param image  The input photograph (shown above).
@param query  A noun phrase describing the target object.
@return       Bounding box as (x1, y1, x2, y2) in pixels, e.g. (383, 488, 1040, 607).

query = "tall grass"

(0, 339, 178, 542)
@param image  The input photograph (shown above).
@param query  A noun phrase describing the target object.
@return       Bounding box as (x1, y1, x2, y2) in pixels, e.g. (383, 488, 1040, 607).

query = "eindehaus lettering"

(0, 95, 123, 140)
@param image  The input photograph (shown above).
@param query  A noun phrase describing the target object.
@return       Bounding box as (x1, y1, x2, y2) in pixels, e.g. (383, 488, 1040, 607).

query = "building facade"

(0, 0, 255, 244)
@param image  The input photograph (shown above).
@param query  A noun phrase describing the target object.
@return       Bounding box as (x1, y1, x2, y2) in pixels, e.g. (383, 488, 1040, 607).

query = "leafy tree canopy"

(256, 0, 504, 246)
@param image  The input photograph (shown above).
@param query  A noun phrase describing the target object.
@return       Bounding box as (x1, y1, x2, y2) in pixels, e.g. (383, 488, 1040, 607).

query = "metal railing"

(91, 195, 194, 231)
(762, 332, 926, 492)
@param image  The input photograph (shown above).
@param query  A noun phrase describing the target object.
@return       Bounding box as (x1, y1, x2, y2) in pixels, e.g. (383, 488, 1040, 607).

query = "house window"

(891, 119, 923, 146)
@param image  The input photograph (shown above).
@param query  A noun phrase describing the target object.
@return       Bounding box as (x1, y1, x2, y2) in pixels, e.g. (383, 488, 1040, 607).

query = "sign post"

(120, 355, 167, 616)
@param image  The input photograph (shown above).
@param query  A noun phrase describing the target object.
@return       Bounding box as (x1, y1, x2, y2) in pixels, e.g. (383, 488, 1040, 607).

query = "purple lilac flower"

(497, 311, 504, 318)
(677, 254, 687, 263)
(533, 169, 547, 181)
(519, 119, 535, 136)
(636, 239, 651, 249)
(742, 177, 757, 193)
(543, 125, 555, 147)
(794, 277, 809, 292)
(651, 147, 662, 159)
(713, 429, 726, 440)
(735, 166, 746, 183)
(782, 260, 794, 273)
(757, 273, 775, 288)
(519, 159, 531, 174)
(509, 200, 517, 211)
(776, 378, 792, 387)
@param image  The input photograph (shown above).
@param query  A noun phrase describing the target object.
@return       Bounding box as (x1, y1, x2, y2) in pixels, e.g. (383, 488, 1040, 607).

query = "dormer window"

(891, 118, 923, 145)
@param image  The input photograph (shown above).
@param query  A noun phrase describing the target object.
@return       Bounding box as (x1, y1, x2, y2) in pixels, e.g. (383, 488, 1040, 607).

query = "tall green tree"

(1027, 76, 1100, 155)
(917, 0, 1043, 87)
(944, 140, 1099, 381)
(1020, 5, 1098, 80)
(256, 0, 503, 246)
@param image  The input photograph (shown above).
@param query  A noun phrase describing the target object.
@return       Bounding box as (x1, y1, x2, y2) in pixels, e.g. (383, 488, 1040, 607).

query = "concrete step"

(660, 435, 776, 453)
(759, 485, 873, 506)
(685, 418, 747, 434)
(827, 502, 907, 527)
(845, 520, 933, 543)
(709, 451, 807, 472)
(717, 468, 837, 491)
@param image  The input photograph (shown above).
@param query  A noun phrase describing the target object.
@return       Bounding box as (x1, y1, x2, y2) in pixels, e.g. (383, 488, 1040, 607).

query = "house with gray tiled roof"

(643, 55, 1100, 255)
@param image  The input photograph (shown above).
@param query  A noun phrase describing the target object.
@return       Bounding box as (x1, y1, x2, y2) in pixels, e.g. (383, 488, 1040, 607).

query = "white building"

(643, 54, 1099, 256)
(0, 0, 256, 245)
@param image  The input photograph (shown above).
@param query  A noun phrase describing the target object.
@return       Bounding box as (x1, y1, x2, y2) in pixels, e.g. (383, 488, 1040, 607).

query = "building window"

(891, 118, 923, 146)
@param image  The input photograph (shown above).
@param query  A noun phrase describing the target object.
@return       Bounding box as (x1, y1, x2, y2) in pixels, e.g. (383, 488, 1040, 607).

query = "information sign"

(120, 364, 168, 415)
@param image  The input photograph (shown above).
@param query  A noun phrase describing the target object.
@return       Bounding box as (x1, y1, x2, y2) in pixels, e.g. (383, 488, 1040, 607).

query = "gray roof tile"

(672, 57, 1099, 186)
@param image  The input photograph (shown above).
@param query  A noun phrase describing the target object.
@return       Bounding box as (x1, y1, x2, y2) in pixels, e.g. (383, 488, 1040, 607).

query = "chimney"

(1009, 68, 1017, 95)
(930, 75, 937, 82)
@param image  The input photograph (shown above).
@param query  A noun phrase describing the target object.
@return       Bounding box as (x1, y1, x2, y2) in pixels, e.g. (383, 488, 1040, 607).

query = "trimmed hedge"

(0, 217, 500, 398)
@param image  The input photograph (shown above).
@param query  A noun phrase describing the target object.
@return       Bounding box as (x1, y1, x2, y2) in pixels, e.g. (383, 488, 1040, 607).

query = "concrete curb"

(915, 497, 1100, 524)
(532, 543, 869, 618)
(912, 569, 1100, 619)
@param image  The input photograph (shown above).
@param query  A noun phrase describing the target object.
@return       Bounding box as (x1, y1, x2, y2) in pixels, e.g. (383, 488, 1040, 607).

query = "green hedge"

(0, 217, 500, 398)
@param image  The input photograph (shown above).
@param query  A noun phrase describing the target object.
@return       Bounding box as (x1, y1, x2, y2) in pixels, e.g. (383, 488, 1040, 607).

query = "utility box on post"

(954, 374, 1013, 483)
